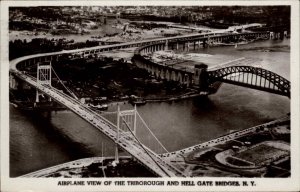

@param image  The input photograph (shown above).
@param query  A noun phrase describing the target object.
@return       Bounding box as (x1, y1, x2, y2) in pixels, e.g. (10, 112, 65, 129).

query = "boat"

(129, 95, 147, 105)
(88, 103, 108, 111)
(213, 41, 249, 47)
(132, 99, 146, 105)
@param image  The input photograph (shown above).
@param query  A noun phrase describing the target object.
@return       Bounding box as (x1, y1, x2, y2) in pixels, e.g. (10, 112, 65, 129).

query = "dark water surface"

(9, 39, 290, 177)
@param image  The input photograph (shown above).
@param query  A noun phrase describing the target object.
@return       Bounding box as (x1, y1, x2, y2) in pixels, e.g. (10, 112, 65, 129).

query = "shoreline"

(10, 88, 209, 111)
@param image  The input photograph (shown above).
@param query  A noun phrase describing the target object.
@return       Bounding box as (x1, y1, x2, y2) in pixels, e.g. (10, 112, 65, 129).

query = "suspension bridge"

(12, 62, 185, 177)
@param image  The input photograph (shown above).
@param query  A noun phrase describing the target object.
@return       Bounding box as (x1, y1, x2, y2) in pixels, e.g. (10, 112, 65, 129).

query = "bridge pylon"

(118, 105, 137, 135)
(115, 105, 120, 164)
(115, 105, 138, 164)
(193, 63, 209, 90)
(36, 61, 52, 103)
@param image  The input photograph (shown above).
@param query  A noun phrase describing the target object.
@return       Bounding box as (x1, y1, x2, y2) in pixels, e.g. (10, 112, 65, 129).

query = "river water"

(9, 39, 290, 177)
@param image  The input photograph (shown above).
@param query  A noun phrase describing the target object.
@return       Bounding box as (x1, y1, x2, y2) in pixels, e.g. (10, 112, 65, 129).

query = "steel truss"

(208, 66, 290, 97)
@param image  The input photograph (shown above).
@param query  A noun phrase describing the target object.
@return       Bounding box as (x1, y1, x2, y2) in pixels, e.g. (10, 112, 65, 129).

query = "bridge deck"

(11, 70, 185, 177)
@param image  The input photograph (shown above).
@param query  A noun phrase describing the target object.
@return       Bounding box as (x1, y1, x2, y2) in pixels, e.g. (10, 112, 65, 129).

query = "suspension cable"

(120, 116, 171, 177)
(135, 111, 186, 174)
(136, 112, 169, 153)
(51, 67, 78, 100)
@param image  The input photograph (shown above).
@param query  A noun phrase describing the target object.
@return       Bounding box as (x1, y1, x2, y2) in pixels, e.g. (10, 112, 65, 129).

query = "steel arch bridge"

(208, 66, 290, 97)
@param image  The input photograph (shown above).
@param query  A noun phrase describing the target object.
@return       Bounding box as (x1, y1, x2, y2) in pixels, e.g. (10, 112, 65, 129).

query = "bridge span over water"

(9, 31, 290, 177)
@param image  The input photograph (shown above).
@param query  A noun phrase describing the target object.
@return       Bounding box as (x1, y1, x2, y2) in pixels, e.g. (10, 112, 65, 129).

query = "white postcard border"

(1, 1, 299, 191)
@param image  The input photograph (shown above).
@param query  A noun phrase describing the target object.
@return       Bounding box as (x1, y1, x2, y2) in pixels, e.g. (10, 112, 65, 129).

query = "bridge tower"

(116, 106, 120, 164)
(269, 32, 274, 39)
(193, 63, 209, 90)
(36, 61, 52, 103)
(115, 105, 137, 164)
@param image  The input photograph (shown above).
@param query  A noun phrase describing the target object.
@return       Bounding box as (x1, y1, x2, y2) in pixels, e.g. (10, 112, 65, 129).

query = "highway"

(10, 27, 264, 71)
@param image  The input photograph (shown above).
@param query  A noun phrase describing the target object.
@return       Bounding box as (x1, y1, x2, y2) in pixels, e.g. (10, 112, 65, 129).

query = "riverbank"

(99, 91, 209, 110)
(20, 156, 155, 178)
